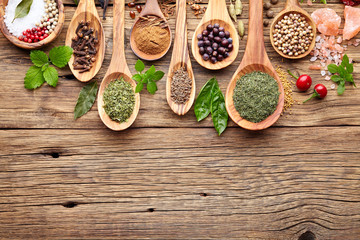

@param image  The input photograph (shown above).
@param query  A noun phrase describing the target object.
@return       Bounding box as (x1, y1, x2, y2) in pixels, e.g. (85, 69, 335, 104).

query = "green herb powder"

(233, 71, 279, 123)
(103, 78, 135, 123)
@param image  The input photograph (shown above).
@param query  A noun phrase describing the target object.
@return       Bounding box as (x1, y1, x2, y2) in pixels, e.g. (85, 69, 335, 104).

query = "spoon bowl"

(0, 0, 65, 50)
(130, 0, 172, 61)
(98, 0, 140, 131)
(98, 73, 140, 131)
(225, 0, 284, 131)
(191, 0, 239, 70)
(65, 0, 105, 82)
(270, 0, 316, 59)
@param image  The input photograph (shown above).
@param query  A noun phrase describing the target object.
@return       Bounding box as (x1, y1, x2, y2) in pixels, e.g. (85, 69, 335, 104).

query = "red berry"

(39, 36, 44, 41)
(36, 27, 41, 32)
(34, 39, 38, 42)
(18, 36, 23, 41)
(35, 35, 39, 40)
(24, 37, 28, 42)
(314, 84, 327, 99)
(26, 29, 31, 33)
(23, 31, 27, 36)
(296, 74, 312, 91)
(41, 30, 45, 35)
(30, 35, 35, 40)
(28, 39, 32, 43)
(43, 34, 48, 38)
(32, 27, 36, 32)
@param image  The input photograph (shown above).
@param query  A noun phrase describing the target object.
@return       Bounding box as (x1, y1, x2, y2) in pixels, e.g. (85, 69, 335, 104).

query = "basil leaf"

(12, 0, 33, 23)
(347, 62, 354, 74)
(30, 50, 48, 67)
(43, 66, 58, 87)
(345, 73, 353, 83)
(194, 77, 216, 122)
(132, 74, 142, 83)
(341, 54, 349, 67)
(49, 46, 73, 68)
(147, 80, 157, 94)
(24, 65, 45, 89)
(152, 71, 165, 81)
(338, 65, 347, 77)
(337, 81, 345, 95)
(74, 81, 98, 119)
(331, 75, 342, 83)
(211, 89, 228, 136)
(135, 59, 145, 73)
(327, 64, 339, 74)
(146, 65, 156, 75)
(135, 82, 143, 93)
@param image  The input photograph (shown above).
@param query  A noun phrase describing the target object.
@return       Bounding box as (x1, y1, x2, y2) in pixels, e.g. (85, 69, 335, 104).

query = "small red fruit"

(39, 36, 44, 41)
(43, 33, 48, 38)
(30, 35, 35, 40)
(24, 37, 28, 42)
(296, 74, 312, 91)
(27, 39, 32, 43)
(303, 84, 327, 103)
(26, 29, 31, 33)
(18, 36, 23, 41)
(36, 27, 41, 32)
(32, 27, 36, 32)
(22, 31, 27, 36)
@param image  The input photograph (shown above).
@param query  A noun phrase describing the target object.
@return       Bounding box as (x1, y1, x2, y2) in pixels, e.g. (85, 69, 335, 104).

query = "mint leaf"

(42, 63, 49, 72)
(49, 46, 73, 68)
(43, 66, 58, 87)
(337, 82, 345, 95)
(30, 50, 48, 67)
(132, 74, 142, 82)
(347, 62, 354, 74)
(338, 65, 347, 77)
(135, 82, 143, 93)
(135, 59, 145, 73)
(152, 71, 164, 81)
(74, 81, 98, 119)
(24, 65, 45, 89)
(331, 75, 342, 83)
(327, 64, 339, 74)
(147, 80, 157, 94)
(341, 54, 349, 67)
(146, 65, 156, 75)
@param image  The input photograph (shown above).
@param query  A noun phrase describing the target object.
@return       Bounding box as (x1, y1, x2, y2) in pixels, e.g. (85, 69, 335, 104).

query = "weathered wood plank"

(0, 127, 360, 239)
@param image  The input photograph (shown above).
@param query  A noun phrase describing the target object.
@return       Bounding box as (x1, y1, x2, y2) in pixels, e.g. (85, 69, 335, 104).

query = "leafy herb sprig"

(194, 78, 228, 136)
(25, 46, 73, 89)
(132, 60, 164, 94)
(327, 54, 356, 95)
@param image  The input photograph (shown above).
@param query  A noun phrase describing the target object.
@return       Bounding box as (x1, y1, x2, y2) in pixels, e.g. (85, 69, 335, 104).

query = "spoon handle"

(141, 0, 163, 17)
(206, 0, 227, 16)
(171, 0, 188, 64)
(285, 0, 301, 8)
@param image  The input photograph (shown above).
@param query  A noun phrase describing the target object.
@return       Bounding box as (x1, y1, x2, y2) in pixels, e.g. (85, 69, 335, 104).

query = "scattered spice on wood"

(71, 21, 99, 73)
(187, 0, 206, 17)
(103, 78, 135, 123)
(276, 66, 296, 114)
(171, 68, 192, 104)
(233, 71, 280, 123)
(159, 0, 176, 18)
(133, 15, 170, 55)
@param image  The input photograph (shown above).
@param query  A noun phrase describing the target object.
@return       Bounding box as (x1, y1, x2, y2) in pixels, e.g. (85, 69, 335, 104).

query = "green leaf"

(211, 89, 228, 136)
(135, 82, 144, 93)
(346, 62, 354, 74)
(24, 65, 45, 89)
(12, 0, 33, 23)
(135, 59, 145, 73)
(338, 65, 347, 77)
(152, 71, 165, 81)
(43, 66, 58, 87)
(331, 75, 342, 83)
(41, 63, 49, 72)
(30, 50, 48, 67)
(147, 80, 157, 94)
(327, 64, 339, 74)
(146, 65, 156, 76)
(341, 54, 349, 67)
(337, 82, 345, 95)
(74, 81, 98, 119)
(132, 74, 142, 83)
(49, 46, 73, 68)
(345, 73, 353, 83)
(194, 77, 217, 122)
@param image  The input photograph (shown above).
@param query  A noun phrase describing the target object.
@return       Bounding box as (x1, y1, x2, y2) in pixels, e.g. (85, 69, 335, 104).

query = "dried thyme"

(171, 68, 192, 104)
(233, 71, 279, 123)
(103, 78, 135, 123)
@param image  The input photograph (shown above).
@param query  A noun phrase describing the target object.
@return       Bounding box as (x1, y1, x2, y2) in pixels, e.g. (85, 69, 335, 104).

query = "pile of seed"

(275, 66, 295, 114)
(272, 13, 314, 57)
(171, 68, 192, 104)
(36, 0, 59, 35)
(71, 21, 99, 73)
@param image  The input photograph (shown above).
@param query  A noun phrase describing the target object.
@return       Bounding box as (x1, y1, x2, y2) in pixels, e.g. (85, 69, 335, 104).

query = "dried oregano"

(103, 78, 135, 123)
(233, 71, 279, 123)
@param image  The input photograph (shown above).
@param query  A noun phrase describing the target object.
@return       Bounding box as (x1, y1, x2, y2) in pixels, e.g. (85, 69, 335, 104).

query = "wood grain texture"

(65, 0, 106, 82)
(225, 0, 284, 130)
(0, 0, 360, 239)
(270, 0, 317, 59)
(166, 0, 195, 115)
(0, 0, 65, 50)
(191, 0, 239, 70)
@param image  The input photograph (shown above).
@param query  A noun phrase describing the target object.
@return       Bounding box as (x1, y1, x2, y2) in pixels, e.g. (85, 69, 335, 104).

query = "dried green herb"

(235, 0, 242, 15)
(233, 71, 279, 123)
(229, 0, 237, 22)
(12, 0, 33, 23)
(103, 78, 135, 123)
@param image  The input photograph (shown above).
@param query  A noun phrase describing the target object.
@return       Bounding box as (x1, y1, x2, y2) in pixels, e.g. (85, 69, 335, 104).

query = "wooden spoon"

(97, 0, 140, 131)
(191, 0, 239, 70)
(65, 0, 105, 82)
(166, 0, 195, 115)
(225, 0, 284, 131)
(130, 0, 172, 61)
(0, 0, 64, 50)
(270, 0, 317, 59)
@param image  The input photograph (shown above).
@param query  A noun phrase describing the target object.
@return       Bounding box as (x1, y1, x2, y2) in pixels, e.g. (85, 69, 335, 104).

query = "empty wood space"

(0, 0, 359, 239)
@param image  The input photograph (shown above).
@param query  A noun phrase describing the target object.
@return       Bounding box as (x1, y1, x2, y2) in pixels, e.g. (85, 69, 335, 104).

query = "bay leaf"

(74, 81, 98, 119)
(12, 0, 33, 23)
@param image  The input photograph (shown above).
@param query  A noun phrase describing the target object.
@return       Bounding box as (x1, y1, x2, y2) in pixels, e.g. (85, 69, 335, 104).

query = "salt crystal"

(354, 42, 360, 47)
(331, 84, 336, 89)
(310, 56, 317, 62)
(356, 39, 360, 43)
(4, 0, 45, 37)
(320, 62, 326, 67)
(337, 36, 343, 44)
(321, 70, 326, 76)
(328, 71, 332, 76)
(316, 36, 321, 42)
(325, 76, 330, 81)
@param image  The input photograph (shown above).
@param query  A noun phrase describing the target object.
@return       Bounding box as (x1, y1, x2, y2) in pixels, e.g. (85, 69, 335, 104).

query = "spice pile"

(197, 24, 234, 63)
(133, 16, 170, 55)
(159, 0, 176, 19)
(71, 21, 99, 73)
(103, 78, 135, 123)
(272, 13, 314, 57)
(276, 66, 295, 114)
(233, 71, 280, 123)
(171, 68, 192, 104)
(4, 0, 58, 43)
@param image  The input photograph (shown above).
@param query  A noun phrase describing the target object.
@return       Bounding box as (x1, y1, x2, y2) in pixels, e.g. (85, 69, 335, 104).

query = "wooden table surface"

(1, 0, 360, 239)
